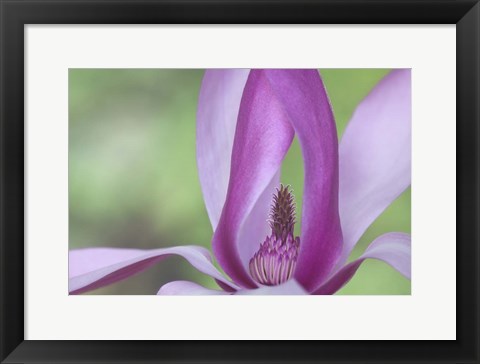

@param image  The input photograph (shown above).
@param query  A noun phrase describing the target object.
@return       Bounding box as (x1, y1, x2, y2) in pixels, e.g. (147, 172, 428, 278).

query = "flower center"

(249, 184, 300, 286)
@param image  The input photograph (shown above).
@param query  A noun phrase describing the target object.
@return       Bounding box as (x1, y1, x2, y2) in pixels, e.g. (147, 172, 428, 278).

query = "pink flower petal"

(210, 71, 294, 288)
(263, 70, 343, 291)
(158, 279, 307, 295)
(196, 70, 281, 271)
(338, 69, 411, 266)
(313, 232, 411, 295)
(212, 70, 343, 291)
(69, 246, 238, 294)
(158, 280, 230, 295)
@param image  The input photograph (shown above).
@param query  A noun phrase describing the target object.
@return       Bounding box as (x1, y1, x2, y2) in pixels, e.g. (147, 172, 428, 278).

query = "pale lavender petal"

(237, 171, 280, 269)
(158, 281, 230, 295)
(213, 70, 342, 291)
(196, 69, 250, 230)
(338, 69, 411, 266)
(69, 246, 238, 294)
(196, 69, 281, 271)
(313, 232, 411, 295)
(235, 279, 307, 295)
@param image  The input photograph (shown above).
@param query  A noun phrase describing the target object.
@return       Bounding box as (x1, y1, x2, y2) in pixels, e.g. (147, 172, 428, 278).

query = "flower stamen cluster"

(249, 185, 300, 286)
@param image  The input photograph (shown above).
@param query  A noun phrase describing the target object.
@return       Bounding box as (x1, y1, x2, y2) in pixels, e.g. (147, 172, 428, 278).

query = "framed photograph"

(1, 0, 478, 363)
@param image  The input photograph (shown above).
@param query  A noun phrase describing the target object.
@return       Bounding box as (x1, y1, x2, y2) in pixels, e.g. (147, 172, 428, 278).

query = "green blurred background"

(69, 69, 411, 295)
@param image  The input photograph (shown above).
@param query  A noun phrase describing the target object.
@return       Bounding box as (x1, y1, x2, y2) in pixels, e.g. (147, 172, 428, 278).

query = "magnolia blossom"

(69, 69, 411, 295)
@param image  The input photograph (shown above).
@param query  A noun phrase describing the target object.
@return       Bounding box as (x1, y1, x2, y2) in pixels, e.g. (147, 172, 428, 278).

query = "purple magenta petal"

(313, 232, 411, 295)
(263, 70, 343, 291)
(212, 70, 343, 291)
(69, 246, 238, 294)
(337, 69, 411, 266)
(211, 71, 295, 288)
(235, 279, 307, 295)
(196, 70, 281, 271)
(158, 280, 230, 295)
(215, 278, 238, 292)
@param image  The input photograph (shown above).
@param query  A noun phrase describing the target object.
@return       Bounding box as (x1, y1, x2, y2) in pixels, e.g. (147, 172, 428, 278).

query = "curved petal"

(211, 71, 295, 288)
(196, 69, 250, 229)
(69, 246, 238, 294)
(215, 278, 237, 292)
(313, 232, 411, 295)
(213, 70, 343, 291)
(158, 280, 230, 295)
(338, 69, 411, 266)
(237, 171, 280, 269)
(196, 70, 281, 270)
(159, 280, 308, 295)
(235, 279, 307, 295)
(264, 70, 343, 291)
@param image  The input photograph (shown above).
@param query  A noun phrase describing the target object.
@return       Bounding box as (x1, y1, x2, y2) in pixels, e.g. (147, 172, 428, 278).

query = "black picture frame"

(1, 0, 479, 363)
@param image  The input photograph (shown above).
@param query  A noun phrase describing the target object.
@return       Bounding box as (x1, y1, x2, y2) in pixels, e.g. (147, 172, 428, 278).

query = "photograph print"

(69, 69, 411, 295)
